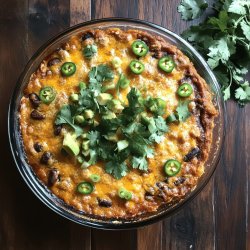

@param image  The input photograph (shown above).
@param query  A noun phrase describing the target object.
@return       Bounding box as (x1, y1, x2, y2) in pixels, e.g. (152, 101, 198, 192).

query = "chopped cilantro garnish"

(55, 64, 173, 179)
(176, 100, 191, 122)
(83, 44, 97, 59)
(55, 104, 83, 136)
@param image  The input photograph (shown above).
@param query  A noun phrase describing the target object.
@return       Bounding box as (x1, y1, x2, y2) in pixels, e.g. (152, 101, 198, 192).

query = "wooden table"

(0, 0, 249, 249)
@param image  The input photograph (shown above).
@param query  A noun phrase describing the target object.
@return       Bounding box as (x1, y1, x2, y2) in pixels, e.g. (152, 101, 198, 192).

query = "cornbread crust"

(19, 28, 217, 219)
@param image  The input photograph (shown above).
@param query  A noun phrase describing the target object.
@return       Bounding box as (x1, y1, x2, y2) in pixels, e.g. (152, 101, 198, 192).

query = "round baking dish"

(8, 18, 225, 229)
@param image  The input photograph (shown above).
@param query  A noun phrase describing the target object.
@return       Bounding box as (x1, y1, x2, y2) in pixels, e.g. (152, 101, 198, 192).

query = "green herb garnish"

(55, 65, 172, 180)
(178, 0, 250, 105)
(83, 44, 98, 59)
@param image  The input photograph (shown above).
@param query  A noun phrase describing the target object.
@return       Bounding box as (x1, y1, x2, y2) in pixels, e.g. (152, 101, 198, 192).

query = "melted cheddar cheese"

(19, 28, 217, 219)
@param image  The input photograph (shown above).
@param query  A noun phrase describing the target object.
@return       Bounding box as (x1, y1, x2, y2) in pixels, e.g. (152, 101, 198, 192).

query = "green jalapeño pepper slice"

(39, 86, 56, 104)
(90, 174, 101, 183)
(61, 62, 76, 76)
(132, 40, 149, 57)
(77, 181, 94, 194)
(177, 83, 193, 97)
(118, 188, 132, 200)
(164, 159, 181, 177)
(129, 60, 145, 74)
(158, 56, 175, 73)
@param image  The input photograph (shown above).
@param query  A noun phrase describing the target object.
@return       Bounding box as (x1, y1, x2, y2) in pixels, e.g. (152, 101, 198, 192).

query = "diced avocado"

(77, 155, 84, 164)
(102, 112, 116, 120)
(102, 83, 116, 92)
(93, 119, 99, 127)
(107, 99, 124, 113)
(84, 109, 94, 119)
(81, 161, 90, 169)
(75, 115, 85, 124)
(82, 150, 90, 157)
(104, 133, 118, 142)
(117, 140, 129, 151)
(112, 56, 122, 69)
(96, 93, 113, 105)
(141, 112, 151, 125)
(147, 117, 157, 133)
(62, 133, 80, 156)
(70, 93, 79, 102)
(81, 133, 88, 139)
(82, 140, 90, 151)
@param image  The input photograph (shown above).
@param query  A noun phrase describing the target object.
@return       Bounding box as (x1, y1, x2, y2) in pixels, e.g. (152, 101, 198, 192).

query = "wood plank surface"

(0, 0, 249, 249)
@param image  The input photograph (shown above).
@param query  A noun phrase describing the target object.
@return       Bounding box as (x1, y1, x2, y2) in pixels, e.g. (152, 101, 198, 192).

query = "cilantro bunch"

(178, 0, 250, 105)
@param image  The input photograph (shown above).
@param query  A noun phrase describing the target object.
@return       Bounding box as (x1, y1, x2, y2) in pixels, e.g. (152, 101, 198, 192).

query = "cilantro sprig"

(178, 0, 250, 105)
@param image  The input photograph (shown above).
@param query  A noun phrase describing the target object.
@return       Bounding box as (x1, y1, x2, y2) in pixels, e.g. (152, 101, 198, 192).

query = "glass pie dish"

(8, 18, 225, 229)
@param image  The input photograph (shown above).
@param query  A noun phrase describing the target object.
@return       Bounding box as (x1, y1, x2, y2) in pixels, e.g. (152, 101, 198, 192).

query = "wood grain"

(0, 0, 249, 249)
(70, 0, 91, 26)
(214, 102, 248, 250)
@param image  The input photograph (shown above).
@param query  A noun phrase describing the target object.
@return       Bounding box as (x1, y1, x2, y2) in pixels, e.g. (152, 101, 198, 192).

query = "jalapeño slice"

(90, 174, 101, 183)
(129, 60, 145, 74)
(118, 188, 132, 200)
(158, 56, 175, 73)
(77, 181, 94, 194)
(177, 83, 193, 97)
(164, 159, 181, 177)
(132, 40, 149, 57)
(61, 62, 76, 76)
(39, 86, 56, 104)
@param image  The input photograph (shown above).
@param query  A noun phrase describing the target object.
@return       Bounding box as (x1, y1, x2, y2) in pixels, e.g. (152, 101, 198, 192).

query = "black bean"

(40, 151, 52, 164)
(82, 32, 93, 41)
(29, 93, 40, 108)
(47, 58, 60, 67)
(174, 177, 186, 186)
(48, 168, 59, 186)
(30, 110, 45, 120)
(34, 142, 43, 152)
(184, 147, 201, 162)
(54, 124, 62, 136)
(97, 198, 112, 207)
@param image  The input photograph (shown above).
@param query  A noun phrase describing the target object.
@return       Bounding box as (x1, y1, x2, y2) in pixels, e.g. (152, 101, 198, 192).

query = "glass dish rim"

(8, 17, 226, 230)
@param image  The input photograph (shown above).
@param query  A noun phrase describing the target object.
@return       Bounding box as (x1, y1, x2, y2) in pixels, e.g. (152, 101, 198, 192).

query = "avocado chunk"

(96, 93, 113, 105)
(104, 133, 118, 142)
(84, 109, 94, 119)
(107, 99, 124, 113)
(117, 140, 129, 151)
(62, 133, 80, 156)
(102, 111, 116, 120)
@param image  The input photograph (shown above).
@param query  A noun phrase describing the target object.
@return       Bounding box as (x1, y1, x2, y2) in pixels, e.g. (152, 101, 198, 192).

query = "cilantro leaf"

(55, 105, 83, 136)
(178, 0, 208, 20)
(179, 0, 250, 105)
(83, 44, 97, 59)
(105, 161, 128, 179)
(240, 20, 250, 41)
(208, 10, 229, 32)
(228, 0, 249, 15)
(207, 37, 231, 64)
(88, 64, 114, 85)
(131, 156, 148, 171)
(235, 81, 250, 104)
(176, 101, 191, 122)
